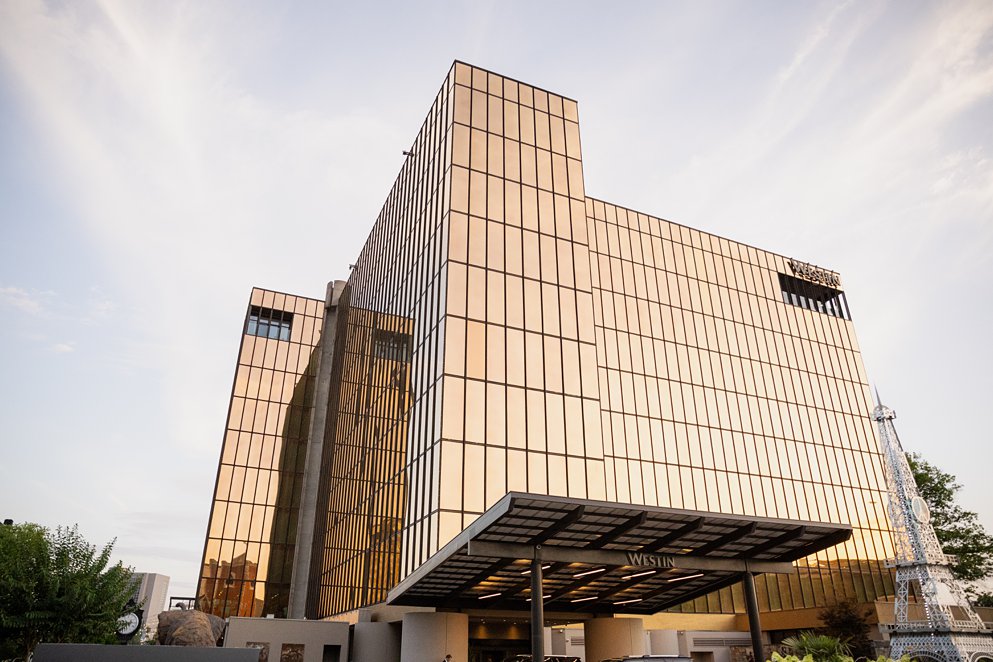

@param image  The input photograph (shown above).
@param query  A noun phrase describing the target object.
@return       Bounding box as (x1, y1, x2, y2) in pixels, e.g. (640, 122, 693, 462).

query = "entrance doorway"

(469, 637, 528, 662)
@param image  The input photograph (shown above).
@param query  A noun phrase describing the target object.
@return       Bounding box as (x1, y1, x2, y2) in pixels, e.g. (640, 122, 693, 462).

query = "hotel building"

(198, 62, 895, 661)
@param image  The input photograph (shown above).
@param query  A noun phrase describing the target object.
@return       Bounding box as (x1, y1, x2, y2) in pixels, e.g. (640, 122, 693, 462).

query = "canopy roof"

(387, 493, 852, 615)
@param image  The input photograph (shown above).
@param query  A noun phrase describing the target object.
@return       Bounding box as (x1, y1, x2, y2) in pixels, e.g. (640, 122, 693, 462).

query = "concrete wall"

(34, 644, 258, 662)
(648, 629, 680, 655)
(676, 630, 754, 662)
(584, 617, 645, 662)
(288, 280, 346, 619)
(353, 621, 402, 662)
(224, 617, 349, 662)
(399, 612, 468, 662)
(557, 627, 588, 661)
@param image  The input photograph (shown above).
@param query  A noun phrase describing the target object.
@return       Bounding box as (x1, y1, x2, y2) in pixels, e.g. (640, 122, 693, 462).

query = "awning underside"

(387, 493, 852, 615)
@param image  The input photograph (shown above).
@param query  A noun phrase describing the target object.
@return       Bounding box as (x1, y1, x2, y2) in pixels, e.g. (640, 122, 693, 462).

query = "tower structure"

(873, 400, 993, 662)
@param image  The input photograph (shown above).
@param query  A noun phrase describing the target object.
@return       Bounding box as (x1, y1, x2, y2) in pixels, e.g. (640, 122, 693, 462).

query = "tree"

(819, 598, 875, 660)
(0, 523, 135, 660)
(906, 453, 993, 584)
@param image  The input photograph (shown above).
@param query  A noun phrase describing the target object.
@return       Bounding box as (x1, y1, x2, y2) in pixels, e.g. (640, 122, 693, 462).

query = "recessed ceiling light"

(520, 564, 552, 575)
(614, 597, 642, 605)
(667, 572, 704, 583)
(573, 567, 607, 578)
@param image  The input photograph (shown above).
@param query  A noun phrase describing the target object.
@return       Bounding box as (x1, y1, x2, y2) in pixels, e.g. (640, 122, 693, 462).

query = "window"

(778, 273, 851, 320)
(373, 329, 411, 362)
(247, 306, 293, 340)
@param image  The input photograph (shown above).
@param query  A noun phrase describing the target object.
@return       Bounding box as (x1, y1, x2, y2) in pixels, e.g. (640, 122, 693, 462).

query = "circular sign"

(911, 496, 931, 524)
(117, 612, 140, 637)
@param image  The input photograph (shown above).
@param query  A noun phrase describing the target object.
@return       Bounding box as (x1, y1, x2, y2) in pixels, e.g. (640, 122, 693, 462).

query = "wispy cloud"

(0, 285, 49, 314)
(0, 284, 118, 330)
(2, 0, 992, 592)
(81, 286, 117, 324)
(775, 0, 857, 88)
(0, 0, 401, 460)
(51, 342, 76, 353)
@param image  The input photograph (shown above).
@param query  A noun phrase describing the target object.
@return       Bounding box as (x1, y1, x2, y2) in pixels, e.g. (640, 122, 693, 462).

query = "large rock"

(156, 609, 225, 646)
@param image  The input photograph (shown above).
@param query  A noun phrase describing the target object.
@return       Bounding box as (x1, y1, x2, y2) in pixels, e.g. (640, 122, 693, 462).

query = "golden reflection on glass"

(487, 324, 505, 383)
(199, 289, 323, 619)
(506, 328, 525, 387)
(445, 316, 465, 376)
(525, 331, 544, 390)
(270, 62, 896, 621)
(585, 194, 894, 614)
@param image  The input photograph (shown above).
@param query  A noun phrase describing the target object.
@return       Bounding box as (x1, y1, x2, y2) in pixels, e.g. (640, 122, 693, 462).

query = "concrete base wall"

(400, 612, 468, 662)
(353, 621, 401, 662)
(584, 617, 645, 662)
(34, 644, 258, 662)
(673, 629, 755, 662)
(224, 617, 349, 662)
(649, 629, 680, 655)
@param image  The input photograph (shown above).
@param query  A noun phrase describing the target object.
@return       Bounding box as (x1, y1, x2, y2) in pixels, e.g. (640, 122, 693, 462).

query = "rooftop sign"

(788, 259, 841, 288)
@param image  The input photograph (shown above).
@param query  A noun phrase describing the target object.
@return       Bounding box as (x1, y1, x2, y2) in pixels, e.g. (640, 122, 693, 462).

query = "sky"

(1, 1, 991, 601)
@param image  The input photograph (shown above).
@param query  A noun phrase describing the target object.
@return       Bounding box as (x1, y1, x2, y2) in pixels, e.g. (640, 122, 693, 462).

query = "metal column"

(531, 549, 544, 661)
(742, 571, 765, 662)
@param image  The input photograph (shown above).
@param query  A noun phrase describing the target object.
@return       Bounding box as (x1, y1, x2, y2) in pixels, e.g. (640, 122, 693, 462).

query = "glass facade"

(200, 61, 895, 622)
(306, 68, 453, 615)
(198, 288, 324, 618)
(586, 200, 892, 613)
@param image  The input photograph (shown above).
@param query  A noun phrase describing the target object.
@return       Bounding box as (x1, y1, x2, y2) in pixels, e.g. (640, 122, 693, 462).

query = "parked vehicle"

(601, 656, 693, 662)
(500, 656, 582, 662)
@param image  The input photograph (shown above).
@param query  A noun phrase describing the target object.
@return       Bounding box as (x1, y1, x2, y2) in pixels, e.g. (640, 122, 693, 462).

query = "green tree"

(819, 598, 874, 660)
(972, 592, 993, 608)
(906, 453, 993, 584)
(0, 523, 136, 660)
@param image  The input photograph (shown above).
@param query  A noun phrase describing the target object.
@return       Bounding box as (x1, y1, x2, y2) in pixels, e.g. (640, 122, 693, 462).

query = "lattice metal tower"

(873, 399, 993, 662)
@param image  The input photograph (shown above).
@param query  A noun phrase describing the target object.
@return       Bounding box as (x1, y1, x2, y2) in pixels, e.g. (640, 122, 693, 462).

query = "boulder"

(156, 609, 225, 646)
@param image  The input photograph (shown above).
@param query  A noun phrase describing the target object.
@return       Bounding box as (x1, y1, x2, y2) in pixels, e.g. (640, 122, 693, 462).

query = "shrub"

(780, 632, 851, 662)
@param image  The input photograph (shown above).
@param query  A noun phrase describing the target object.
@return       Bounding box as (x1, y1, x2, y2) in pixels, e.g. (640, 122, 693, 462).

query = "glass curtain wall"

(309, 61, 894, 618)
(198, 288, 324, 618)
(436, 63, 605, 557)
(309, 65, 453, 617)
(586, 198, 894, 611)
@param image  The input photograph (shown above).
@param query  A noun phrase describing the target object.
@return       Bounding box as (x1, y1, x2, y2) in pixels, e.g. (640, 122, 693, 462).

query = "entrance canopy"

(387, 493, 851, 615)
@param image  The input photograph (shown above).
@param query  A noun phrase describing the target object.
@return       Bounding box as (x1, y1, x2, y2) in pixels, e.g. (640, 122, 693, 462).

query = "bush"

(780, 632, 851, 662)
(769, 651, 911, 662)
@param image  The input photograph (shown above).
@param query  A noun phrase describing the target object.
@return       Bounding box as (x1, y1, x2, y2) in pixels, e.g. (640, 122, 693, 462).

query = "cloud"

(0, 286, 47, 314)
(3, 0, 993, 594)
(775, 0, 856, 88)
(81, 287, 117, 324)
(0, 283, 118, 336)
(0, 0, 405, 463)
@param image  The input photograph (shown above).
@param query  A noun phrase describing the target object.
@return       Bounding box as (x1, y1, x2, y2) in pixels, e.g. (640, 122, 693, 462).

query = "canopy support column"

(531, 548, 544, 662)
(742, 571, 765, 662)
